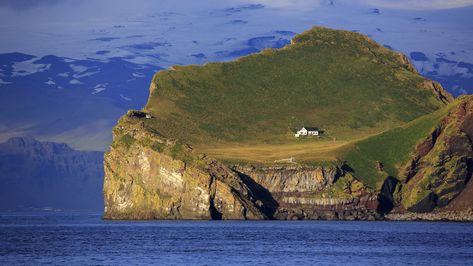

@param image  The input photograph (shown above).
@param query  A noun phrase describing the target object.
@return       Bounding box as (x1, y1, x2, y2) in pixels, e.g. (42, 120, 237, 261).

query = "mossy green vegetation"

(342, 100, 460, 189)
(145, 27, 447, 148)
(118, 134, 135, 149)
(151, 142, 165, 153)
(169, 142, 194, 166)
(397, 96, 473, 209)
(323, 172, 369, 199)
(136, 26, 457, 198)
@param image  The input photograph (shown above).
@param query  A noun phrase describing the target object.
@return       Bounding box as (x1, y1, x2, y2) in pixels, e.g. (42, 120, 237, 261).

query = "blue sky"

(0, 0, 472, 150)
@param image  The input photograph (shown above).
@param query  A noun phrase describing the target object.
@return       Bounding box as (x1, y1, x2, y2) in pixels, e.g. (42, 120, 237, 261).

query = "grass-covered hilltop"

(144, 27, 451, 162)
(104, 27, 473, 221)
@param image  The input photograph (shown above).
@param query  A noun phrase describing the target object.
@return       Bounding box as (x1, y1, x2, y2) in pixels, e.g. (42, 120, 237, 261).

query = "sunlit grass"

(142, 27, 450, 176)
(342, 99, 460, 189)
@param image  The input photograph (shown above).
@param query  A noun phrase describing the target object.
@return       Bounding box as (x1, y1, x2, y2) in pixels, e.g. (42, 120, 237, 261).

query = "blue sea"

(0, 212, 472, 265)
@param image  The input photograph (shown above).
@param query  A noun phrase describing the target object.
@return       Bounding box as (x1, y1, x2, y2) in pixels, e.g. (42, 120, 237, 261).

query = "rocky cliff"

(104, 111, 267, 220)
(394, 96, 473, 215)
(232, 165, 379, 220)
(104, 111, 380, 220)
(104, 97, 473, 221)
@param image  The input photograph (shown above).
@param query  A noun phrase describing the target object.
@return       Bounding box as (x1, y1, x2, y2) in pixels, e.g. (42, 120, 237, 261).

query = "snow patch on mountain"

(12, 58, 51, 77)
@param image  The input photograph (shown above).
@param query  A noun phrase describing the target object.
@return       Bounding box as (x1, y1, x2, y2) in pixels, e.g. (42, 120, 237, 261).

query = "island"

(103, 27, 472, 221)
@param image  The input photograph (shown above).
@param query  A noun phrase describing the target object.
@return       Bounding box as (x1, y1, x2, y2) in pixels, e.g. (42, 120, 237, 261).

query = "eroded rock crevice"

(398, 97, 473, 214)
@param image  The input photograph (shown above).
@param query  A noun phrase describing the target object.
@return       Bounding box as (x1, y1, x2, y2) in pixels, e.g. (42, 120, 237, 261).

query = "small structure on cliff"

(295, 127, 320, 137)
(127, 110, 152, 119)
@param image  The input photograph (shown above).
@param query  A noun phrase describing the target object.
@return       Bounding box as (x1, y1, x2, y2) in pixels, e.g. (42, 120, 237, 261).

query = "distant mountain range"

(0, 137, 103, 211)
(0, 32, 294, 151)
(0, 53, 158, 151)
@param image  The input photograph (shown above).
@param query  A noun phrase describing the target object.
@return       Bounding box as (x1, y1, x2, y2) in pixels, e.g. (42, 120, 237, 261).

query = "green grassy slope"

(144, 27, 449, 146)
(342, 99, 461, 189)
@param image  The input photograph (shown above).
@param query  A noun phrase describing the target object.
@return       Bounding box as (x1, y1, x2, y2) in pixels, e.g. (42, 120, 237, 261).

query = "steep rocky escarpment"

(104, 112, 380, 220)
(424, 80, 454, 105)
(233, 165, 379, 220)
(104, 111, 268, 220)
(381, 96, 473, 218)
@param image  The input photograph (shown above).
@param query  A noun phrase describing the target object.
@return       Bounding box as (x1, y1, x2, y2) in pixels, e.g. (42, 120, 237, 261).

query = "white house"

(295, 127, 319, 137)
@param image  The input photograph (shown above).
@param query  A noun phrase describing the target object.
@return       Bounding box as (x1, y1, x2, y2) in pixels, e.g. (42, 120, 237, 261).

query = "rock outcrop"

(104, 111, 268, 220)
(398, 97, 473, 213)
(233, 165, 379, 220)
(386, 209, 473, 222)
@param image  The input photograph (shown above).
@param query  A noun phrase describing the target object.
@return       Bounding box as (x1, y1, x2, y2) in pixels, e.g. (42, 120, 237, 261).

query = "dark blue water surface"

(1, 212, 472, 265)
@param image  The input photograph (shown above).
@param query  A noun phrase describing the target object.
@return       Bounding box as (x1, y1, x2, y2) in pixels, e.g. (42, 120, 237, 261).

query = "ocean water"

(0, 212, 472, 265)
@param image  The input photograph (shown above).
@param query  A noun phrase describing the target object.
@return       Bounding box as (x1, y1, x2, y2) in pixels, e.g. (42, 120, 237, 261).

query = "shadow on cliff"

(233, 170, 279, 219)
(378, 176, 399, 214)
(209, 196, 223, 220)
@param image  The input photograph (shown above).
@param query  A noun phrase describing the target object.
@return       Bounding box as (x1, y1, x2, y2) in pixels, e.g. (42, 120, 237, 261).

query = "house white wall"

(295, 127, 319, 137)
(298, 128, 308, 135)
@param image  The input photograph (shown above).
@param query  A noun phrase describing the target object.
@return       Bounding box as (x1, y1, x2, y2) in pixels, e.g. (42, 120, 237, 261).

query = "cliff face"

(233, 165, 379, 220)
(398, 97, 473, 213)
(104, 111, 267, 220)
(104, 111, 379, 220)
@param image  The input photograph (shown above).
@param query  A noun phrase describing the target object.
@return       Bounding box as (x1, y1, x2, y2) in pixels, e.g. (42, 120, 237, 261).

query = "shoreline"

(102, 209, 473, 223)
(385, 209, 473, 222)
(2, 210, 472, 223)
